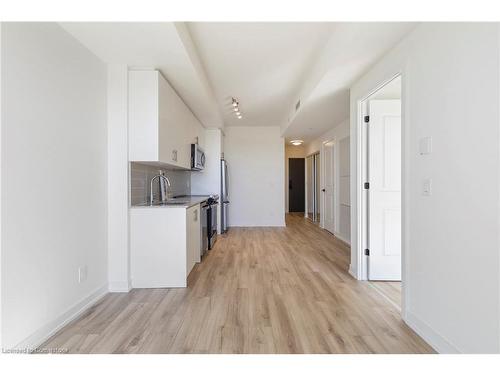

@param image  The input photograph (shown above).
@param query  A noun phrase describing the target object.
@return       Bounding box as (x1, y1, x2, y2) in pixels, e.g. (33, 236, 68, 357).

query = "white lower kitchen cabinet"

(130, 204, 201, 288)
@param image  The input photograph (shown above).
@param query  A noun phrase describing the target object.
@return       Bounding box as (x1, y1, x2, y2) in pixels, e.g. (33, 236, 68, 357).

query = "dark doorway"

(289, 158, 305, 212)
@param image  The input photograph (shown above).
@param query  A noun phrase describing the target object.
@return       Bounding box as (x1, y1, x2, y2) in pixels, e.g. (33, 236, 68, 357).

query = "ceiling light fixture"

(231, 97, 243, 119)
(290, 140, 304, 146)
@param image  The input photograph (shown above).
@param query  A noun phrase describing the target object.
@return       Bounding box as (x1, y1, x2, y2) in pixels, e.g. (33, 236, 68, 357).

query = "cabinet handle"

(194, 209, 198, 221)
(172, 149, 178, 162)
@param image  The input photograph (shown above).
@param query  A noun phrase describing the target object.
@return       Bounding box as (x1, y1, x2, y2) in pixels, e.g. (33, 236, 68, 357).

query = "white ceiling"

(59, 22, 222, 128)
(60, 22, 416, 143)
(187, 22, 334, 128)
(283, 23, 417, 143)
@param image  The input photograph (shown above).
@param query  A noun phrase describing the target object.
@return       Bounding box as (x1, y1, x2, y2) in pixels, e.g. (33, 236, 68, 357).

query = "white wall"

(306, 119, 350, 155)
(337, 136, 350, 244)
(191, 128, 223, 196)
(285, 144, 306, 212)
(224, 126, 285, 226)
(1, 23, 108, 349)
(0, 23, 3, 349)
(350, 23, 500, 353)
(107, 65, 130, 292)
(306, 119, 350, 243)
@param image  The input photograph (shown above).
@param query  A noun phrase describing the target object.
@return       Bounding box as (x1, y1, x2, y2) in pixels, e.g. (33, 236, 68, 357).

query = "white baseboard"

(108, 280, 131, 292)
(12, 284, 108, 351)
(334, 232, 351, 246)
(404, 310, 460, 354)
(348, 264, 358, 279)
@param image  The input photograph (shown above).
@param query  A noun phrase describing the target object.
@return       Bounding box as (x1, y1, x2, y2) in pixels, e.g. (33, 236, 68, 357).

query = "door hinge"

(364, 182, 370, 189)
(364, 115, 370, 123)
(365, 249, 370, 256)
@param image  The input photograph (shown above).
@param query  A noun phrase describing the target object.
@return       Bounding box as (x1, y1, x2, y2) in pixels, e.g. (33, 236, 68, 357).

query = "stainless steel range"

(206, 195, 219, 250)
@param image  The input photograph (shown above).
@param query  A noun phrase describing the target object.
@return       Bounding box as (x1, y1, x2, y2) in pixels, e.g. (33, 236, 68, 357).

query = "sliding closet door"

(306, 155, 314, 219)
(314, 153, 320, 223)
(306, 153, 320, 222)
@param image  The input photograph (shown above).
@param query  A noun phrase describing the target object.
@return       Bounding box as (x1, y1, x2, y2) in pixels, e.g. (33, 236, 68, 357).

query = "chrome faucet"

(150, 173, 171, 205)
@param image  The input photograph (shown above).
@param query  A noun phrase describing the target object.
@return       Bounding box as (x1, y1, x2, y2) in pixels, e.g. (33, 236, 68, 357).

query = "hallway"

(41, 214, 432, 354)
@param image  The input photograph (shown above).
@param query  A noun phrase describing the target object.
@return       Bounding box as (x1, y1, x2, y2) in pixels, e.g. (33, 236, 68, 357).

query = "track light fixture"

(231, 97, 243, 119)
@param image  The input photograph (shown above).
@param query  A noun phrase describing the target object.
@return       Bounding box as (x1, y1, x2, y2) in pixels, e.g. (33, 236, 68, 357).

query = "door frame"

(355, 72, 407, 314)
(305, 152, 320, 222)
(320, 139, 334, 231)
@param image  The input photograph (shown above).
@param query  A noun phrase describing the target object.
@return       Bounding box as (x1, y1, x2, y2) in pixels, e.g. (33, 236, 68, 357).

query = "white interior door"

(368, 99, 402, 280)
(323, 142, 335, 233)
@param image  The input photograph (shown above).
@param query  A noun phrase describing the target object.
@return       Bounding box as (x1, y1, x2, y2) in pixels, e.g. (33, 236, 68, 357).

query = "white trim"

(354, 98, 367, 280)
(334, 232, 351, 246)
(368, 282, 401, 312)
(304, 152, 320, 223)
(108, 280, 132, 292)
(357, 74, 403, 282)
(320, 138, 340, 232)
(0, 24, 3, 350)
(355, 74, 404, 282)
(498, 23, 500, 353)
(335, 135, 351, 240)
(11, 284, 108, 351)
(348, 264, 357, 279)
(354, 71, 416, 342)
(404, 311, 460, 354)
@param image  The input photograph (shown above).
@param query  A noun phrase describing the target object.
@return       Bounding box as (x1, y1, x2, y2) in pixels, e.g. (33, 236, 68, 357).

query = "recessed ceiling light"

(236, 112, 241, 116)
(233, 107, 239, 112)
(232, 98, 239, 107)
(290, 140, 303, 146)
(237, 115, 242, 119)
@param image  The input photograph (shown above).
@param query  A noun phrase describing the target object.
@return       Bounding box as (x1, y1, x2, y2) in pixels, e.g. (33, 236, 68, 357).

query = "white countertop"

(130, 195, 211, 209)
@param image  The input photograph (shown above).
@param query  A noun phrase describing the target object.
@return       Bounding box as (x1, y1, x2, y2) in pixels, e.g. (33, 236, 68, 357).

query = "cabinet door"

(128, 71, 160, 161)
(174, 93, 194, 169)
(186, 204, 201, 276)
(158, 73, 193, 169)
(158, 73, 181, 167)
(129, 70, 200, 170)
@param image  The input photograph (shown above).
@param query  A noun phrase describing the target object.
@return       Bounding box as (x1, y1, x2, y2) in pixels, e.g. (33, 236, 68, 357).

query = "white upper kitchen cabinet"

(128, 70, 204, 169)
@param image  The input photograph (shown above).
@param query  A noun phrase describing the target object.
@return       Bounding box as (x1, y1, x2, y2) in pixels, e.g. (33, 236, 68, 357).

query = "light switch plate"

(422, 178, 432, 196)
(419, 137, 432, 155)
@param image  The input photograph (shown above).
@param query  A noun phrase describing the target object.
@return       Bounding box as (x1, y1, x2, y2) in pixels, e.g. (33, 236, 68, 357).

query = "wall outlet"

(78, 265, 88, 283)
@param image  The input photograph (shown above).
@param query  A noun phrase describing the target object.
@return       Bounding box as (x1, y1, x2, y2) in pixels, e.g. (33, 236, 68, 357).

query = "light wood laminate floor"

(41, 213, 433, 354)
(370, 281, 402, 309)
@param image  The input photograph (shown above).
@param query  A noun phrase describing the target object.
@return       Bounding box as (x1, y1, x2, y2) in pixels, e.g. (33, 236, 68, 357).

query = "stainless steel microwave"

(191, 144, 206, 170)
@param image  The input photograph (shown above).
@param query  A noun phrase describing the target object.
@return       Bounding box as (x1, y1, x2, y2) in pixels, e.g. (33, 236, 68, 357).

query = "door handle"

(289, 180, 292, 190)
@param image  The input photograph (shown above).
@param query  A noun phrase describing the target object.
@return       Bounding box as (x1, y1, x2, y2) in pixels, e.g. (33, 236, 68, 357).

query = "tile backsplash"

(130, 162, 191, 205)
